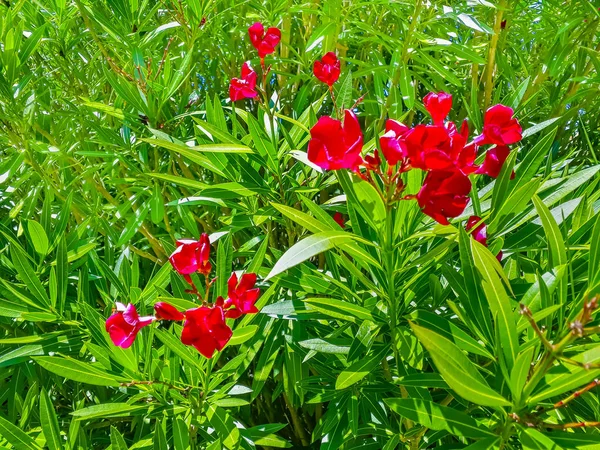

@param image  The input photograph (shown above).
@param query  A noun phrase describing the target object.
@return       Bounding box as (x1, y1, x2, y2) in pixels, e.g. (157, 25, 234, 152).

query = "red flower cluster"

(106, 235, 261, 358)
(307, 109, 364, 171)
(248, 22, 281, 59)
(306, 91, 522, 225)
(313, 52, 341, 86)
(229, 22, 281, 102)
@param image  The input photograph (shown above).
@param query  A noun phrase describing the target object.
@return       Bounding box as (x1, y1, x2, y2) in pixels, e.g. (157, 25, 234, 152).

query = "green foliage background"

(0, 0, 599, 449)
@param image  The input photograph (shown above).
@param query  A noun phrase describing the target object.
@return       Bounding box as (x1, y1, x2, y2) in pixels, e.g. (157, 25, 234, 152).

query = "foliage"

(1, 0, 600, 449)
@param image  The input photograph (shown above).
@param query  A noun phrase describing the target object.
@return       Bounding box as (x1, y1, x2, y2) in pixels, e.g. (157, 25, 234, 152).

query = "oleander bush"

(1, 0, 600, 449)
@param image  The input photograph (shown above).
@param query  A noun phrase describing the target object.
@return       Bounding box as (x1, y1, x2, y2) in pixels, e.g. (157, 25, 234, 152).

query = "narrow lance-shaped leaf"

(266, 231, 357, 280)
(384, 398, 495, 439)
(410, 322, 510, 407)
(40, 388, 62, 450)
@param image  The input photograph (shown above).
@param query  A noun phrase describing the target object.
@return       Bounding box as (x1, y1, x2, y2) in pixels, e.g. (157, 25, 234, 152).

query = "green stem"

(483, 0, 506, 109)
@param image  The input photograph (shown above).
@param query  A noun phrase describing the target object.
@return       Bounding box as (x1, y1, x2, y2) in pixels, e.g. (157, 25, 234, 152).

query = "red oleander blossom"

(474, 104, 522, 146)
(476, 145, 514, 179)
(313, 52, 341, 86)
(380, 120, 410, 166)
(181, 306, 232, 358)
(248, 22, 281, 58)
(106, 303, 155, 349)
(154, 302, 185, 321)
(404, 120, 478, 174)
(333, 212, 345, 228)
(169, 234, 212, 277)
(466, 216, 503, 261)
(229, 62, 258, 102)
(416, 170, 472, 225)
(223, 273, 260, 319)
(423, 92, 453, 126)
(307, 109, 364, 171)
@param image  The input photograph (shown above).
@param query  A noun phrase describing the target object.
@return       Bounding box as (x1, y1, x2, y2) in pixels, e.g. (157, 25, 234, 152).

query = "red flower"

(423, 92, 453, 126)
(333, 212, 345, 228)
(154, 302, 185, 321)
(405, 125, 453, 170)
(181, 306, 232, 358)
(476, 145, 514, 179)
(466, 216, 502, 261)
(380, 120, 410, 166)
(416, 170, 472, 225)
(307, 110, 364, 171)
(404, 121, 477, 174)
(169, 234, 212, 277)
(474, 104, 522, 146)
(105, 303, 155, 349)
(248, 22, 281, 58)
(223, 273, 260, 319)
(229, 62, 258, 102)
(313, 52, 341, 86)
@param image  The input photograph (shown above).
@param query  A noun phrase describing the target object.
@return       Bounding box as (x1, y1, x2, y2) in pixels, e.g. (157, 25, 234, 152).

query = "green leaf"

(34, 356, 123, 386)
(521, 119, 560, 139)
(71, 403, 147, 420)
(10, 243, 51, 307)
(410, 323, 510, 407)
(304, 297, 379, 323)
(271, 202, 329, 233)
(154, 328, 202, 370)
(173, 417, 190, 450)
(141, 137, 252, 153)
(215, 233, 232, 299)
(205, 404, 240, 449)
(150, 183, 165, 225)
(529, 354, 600, 405)
(266, 231, 355, 280)
(298, 338, 350, 354)
(458, 228, 493, 342)
(532, 195, 567, 267)
(228, 325, 258, 346)
(253, 435, 292, 448)
(40, 388, 62, 450)
(26, 220, 49, 255)
(512, 128, 556, 192)
(336, 345, 388, 390)
(338, 171, 386, 232)
(335, 70, 353, 110)
(56, 236, 68, 313)
(399, 64, 414, 109)
(489, 179, 541, 234)
(384, 398, 494, 439)
(0, 413, 41, 450)
(590, 214, 600, 285)
(110, 426, 129, 450)
(510, 347, 535, 406)
(412, 310, 493, 359)
(116, 203, 150, 246)
(395, 373, 449, 389)
(491, 150, 518, 219)
(472, 241, 518, 371)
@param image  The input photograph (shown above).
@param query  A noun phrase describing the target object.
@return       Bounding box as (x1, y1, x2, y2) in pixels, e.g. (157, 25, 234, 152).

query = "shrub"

(0, 1, 599, 449)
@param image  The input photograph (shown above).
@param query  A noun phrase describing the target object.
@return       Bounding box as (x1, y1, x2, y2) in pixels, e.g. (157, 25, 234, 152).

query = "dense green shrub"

(0, 0, 599, 449)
